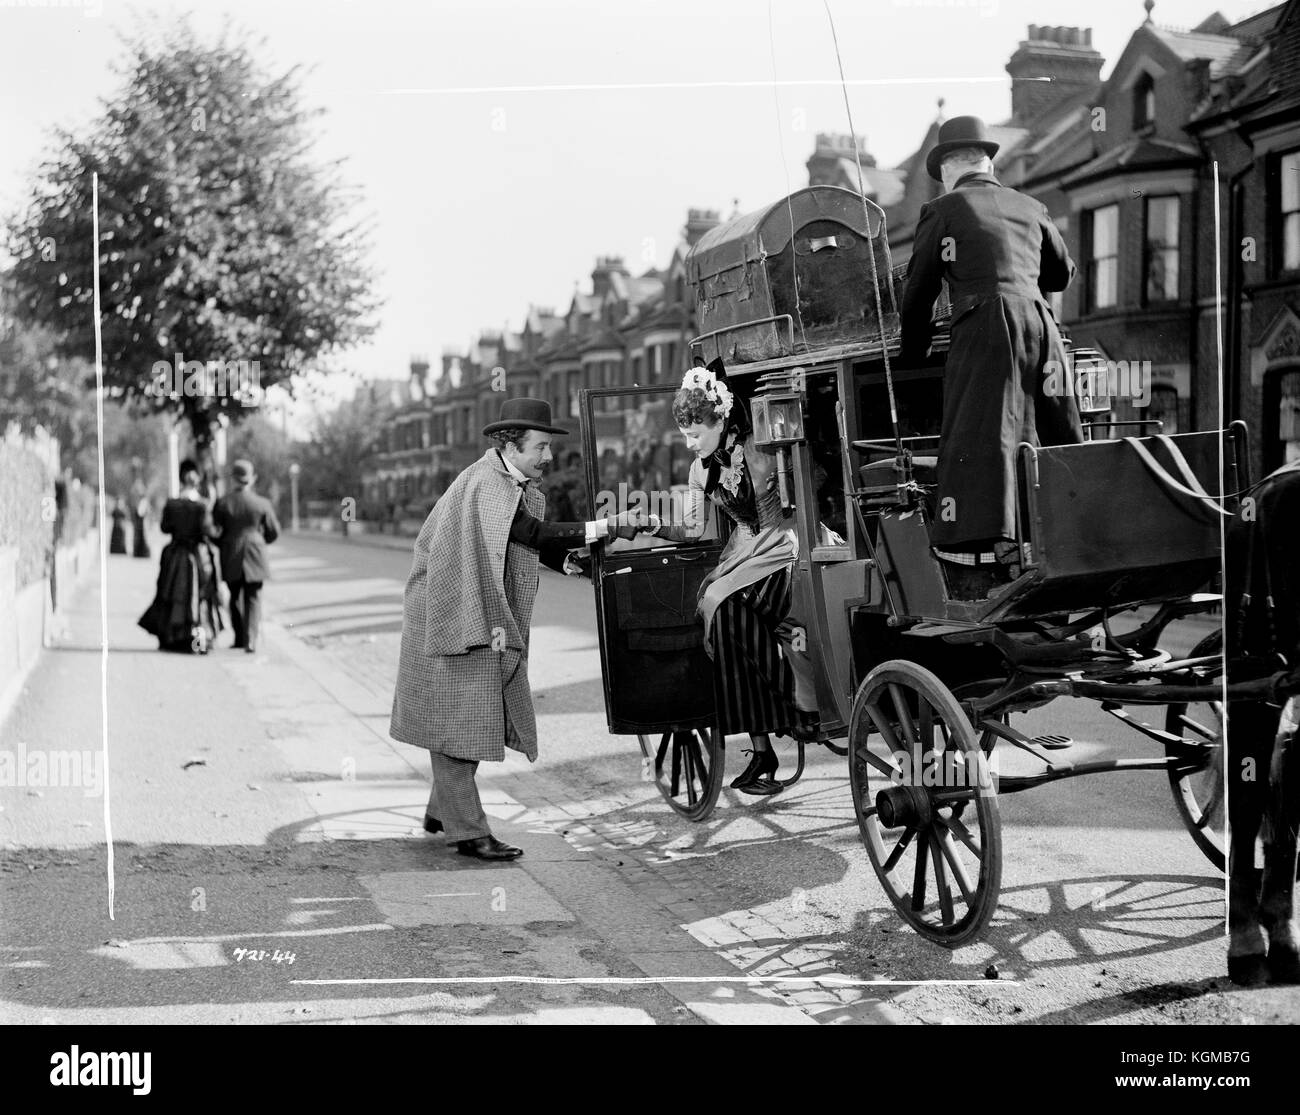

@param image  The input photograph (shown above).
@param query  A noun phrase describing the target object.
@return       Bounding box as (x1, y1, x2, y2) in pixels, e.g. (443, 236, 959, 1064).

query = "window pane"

(1094, 258, 1118, 309)
(1148, 386, 1180, 435)
(1281, 150, 1300, 213)
(1280, 372, 1300, 463)
(1285, 213, 1300, 272)
(1146, 197, 1179, 301)
(1092, 205, 1118, 256)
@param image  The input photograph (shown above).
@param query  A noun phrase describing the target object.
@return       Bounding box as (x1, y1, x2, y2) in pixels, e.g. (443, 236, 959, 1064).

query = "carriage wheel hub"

(876, 784, 933, 829)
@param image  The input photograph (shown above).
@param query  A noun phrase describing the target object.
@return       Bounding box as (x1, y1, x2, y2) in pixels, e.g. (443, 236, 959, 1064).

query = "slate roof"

(1061, 135, 1201, 187)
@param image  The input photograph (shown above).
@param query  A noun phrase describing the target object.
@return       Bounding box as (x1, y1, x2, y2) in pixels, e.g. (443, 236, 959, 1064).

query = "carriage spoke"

(930, 833, 955, 926)
(689, 731, 710, 787)
(670, 733, 682, 797)
(857, 742, 904, 781)
(655, 732, 670, 772)
(935, 822, 977, 903)
(910, 833, 929, 912)
(883, 827, 917, 872)
(888, 683, 919, 749)
(862, 699, 906, 756)
(946, 815, 983, 859)
(682, 737, 698, 806)
(1175, 712, 1221, 744)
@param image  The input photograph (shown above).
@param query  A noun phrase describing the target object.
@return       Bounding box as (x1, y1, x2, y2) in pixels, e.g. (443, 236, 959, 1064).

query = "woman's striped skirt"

(708, 565, 819, 738)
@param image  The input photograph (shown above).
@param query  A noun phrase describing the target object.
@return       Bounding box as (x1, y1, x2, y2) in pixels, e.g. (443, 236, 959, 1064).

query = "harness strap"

(1121, 436, 1231, 519)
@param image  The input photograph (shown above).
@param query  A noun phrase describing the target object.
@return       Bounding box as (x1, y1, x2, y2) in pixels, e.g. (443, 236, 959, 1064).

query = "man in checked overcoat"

(390, 398, 644, 861)
(900, 115, 1083, 593)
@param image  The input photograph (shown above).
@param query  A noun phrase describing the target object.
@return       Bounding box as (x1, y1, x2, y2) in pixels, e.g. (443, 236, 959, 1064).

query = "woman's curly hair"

(672, 386, 725, 428)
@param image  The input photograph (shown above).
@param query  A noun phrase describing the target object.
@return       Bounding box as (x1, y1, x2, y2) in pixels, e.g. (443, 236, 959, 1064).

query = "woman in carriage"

(642, 365, 820, 795)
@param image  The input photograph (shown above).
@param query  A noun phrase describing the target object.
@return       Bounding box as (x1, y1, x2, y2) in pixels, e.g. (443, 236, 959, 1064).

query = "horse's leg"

(1260, 696, 1300, 983)
(1227, 701, 1271, 986)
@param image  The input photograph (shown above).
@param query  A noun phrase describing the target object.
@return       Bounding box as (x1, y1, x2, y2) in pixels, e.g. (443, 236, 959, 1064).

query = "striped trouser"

(709, 569, 819, 738)
(426, 753, 491, 842)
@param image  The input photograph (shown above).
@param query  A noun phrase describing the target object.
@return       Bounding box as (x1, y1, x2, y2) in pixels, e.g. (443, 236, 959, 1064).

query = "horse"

(1224, 459, 1300, 986)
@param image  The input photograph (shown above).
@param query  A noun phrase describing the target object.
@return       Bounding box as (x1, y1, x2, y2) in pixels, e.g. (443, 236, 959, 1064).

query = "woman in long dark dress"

(647, 368, 820, 795)
(109, 499, 129, 554)
(138, 460, 224, 653)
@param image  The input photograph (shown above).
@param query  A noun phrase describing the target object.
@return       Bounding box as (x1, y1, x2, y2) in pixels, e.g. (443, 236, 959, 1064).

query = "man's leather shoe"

(456, 835, 523, 861)
(423, 814, 444, 834)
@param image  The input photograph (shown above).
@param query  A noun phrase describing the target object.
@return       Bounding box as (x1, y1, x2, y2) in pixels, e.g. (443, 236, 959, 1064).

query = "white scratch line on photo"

(378, 77, 1008, 96)
(290, 897, 374, 903)
(104, 924, 394, 947)
(423, 893, 483, 898)
(292, 975, 1010, 987)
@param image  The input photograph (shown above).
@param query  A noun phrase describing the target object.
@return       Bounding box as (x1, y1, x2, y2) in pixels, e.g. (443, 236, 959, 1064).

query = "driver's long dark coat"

(900, 171, 1083, 550)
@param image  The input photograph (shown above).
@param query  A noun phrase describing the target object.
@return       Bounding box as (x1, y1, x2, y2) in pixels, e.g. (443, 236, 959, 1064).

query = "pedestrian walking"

(130, 480, 153, 559)
(389, 398, 643, 861)
(138, 458, 225, 653)
(213, 459, 280, 654)
(109, 497, 129, 554)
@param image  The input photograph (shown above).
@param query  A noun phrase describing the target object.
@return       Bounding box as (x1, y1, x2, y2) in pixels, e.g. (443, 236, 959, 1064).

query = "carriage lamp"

(1069, 349, 1112, 415)
(751, 393, 806, 511)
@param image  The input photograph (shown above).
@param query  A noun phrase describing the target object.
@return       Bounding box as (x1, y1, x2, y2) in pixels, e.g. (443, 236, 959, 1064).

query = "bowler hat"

(231, 459, 255, 483)
(482, 397, 569, 437)
(926, 115, 1000, 181)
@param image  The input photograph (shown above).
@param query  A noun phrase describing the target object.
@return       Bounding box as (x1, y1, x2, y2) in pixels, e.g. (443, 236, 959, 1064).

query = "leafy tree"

(5, 17, 378, 468)
(297, 383, 393, 512)
(0, 309, 96, 470)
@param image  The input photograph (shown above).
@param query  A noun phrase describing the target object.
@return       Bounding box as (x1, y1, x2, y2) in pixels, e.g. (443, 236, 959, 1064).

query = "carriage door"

(579, 385, 725, 735)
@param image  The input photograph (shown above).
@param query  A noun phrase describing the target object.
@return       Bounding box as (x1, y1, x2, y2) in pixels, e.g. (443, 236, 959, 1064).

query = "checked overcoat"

(900, 170, 1084, 551)
(389, 448, 545, 763)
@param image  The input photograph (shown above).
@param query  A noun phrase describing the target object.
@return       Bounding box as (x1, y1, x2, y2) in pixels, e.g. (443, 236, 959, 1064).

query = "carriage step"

(1031, 733, 1073, 750)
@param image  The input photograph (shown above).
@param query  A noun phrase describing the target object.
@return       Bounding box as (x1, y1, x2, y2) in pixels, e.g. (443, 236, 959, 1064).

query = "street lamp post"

(289, 462, 300, 533)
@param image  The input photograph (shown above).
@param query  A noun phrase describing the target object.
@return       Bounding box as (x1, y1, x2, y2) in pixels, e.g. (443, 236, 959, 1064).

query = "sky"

(0, 0, 1274, 413)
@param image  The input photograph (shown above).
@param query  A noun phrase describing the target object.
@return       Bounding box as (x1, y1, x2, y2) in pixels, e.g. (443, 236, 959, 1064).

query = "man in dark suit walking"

(213, 458, 281, 653)
(900, 115, 1083, 592)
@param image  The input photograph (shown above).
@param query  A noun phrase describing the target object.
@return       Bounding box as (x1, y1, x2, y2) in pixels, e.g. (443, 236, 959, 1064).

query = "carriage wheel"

(637, 726, 725, 823)
(1165, 631, 1225, 871)
(849, 661, 1002, 948)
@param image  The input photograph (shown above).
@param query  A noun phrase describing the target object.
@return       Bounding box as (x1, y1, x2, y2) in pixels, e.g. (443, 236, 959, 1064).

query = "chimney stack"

(1006, 24, 1104, 127)
(591, 255, 629, 299)
(684, 208, 721, 247)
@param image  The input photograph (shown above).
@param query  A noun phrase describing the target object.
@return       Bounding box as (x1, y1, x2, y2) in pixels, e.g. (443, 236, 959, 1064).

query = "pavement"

(0, 534, 814, 1025)
(2, 529, 1294, 1027)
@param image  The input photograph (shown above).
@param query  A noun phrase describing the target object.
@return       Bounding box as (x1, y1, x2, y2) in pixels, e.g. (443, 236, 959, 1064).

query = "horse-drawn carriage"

(578, 184, 1290, 947)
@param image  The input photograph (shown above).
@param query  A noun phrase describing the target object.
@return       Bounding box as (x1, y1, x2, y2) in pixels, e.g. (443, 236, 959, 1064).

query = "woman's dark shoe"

(738, 776, 784, 797)
(423, 814, 444, 834)
(731, 748, 778, 790)
(457, 835, 523, 861)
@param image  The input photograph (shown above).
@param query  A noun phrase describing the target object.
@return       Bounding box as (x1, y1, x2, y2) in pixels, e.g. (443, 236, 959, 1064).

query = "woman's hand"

(608, 508, 650, 540)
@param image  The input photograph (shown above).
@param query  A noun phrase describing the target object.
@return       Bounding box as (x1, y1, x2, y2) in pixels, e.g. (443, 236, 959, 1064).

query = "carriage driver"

(899, 115, 1084, 598)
